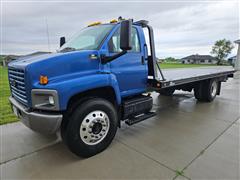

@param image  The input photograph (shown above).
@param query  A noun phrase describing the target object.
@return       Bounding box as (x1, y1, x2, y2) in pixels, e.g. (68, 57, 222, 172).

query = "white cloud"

(149, 1, 239, 58)
(1, 1, 239, 58)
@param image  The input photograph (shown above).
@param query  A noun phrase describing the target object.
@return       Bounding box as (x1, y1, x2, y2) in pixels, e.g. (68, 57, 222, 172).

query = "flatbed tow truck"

(8, 18, 235, 157)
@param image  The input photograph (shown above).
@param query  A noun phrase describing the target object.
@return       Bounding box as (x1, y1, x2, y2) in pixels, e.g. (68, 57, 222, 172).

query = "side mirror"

(60, 37, 66, 47)
(101, 19, 132, 64)
(120, 20, 132, 51)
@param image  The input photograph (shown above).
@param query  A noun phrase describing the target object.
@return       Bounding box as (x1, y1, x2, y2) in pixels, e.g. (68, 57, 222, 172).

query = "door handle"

(141, 56, 145, 65)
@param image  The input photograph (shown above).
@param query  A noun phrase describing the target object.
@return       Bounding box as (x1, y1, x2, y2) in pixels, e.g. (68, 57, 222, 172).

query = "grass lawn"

(159, 63, 221, 69)
(0, 66, 18, 125)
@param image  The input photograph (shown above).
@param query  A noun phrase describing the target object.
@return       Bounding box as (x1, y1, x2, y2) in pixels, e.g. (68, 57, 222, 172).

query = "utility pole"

(45, 18, 50, 52)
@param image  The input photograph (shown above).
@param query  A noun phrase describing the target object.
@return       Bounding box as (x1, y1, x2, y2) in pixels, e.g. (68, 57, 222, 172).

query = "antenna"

(45, 18, 50, 52)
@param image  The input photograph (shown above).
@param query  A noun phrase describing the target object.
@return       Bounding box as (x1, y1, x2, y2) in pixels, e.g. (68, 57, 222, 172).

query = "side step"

(125, 112, 156, 126)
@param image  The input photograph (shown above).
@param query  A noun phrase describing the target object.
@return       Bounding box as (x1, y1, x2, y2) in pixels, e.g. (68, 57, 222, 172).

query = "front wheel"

(63, 98, 118, 157)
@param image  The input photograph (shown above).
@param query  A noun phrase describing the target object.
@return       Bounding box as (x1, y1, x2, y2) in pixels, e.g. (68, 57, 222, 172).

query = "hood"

(8, 53, 59, 68)
(8, 50, 100, 85)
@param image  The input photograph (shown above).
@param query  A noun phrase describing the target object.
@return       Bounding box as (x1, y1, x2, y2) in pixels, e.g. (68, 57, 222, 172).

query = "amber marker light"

(110, 19, 117, 23)
(40, 75, 48, 85)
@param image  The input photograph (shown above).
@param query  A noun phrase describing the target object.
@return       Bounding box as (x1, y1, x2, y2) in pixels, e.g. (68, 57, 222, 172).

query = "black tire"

(202, 79, 218, 102)
(61, 96, 91, 144)
(63, 98, 118, 158)
(194, 79, 218, 102)
(194, 83, 204, 101)
(158, 88, 175, 96)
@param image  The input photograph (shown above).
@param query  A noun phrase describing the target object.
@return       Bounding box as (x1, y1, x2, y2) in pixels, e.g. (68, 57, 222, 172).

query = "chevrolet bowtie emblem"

(11, 80, 17, 87)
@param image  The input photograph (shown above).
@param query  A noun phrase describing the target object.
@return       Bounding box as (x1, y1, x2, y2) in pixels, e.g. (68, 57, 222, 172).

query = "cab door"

(108, 26, 147, 97)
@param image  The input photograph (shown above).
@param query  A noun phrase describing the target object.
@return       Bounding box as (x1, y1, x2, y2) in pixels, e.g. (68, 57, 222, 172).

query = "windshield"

(59, 24, 114, 51)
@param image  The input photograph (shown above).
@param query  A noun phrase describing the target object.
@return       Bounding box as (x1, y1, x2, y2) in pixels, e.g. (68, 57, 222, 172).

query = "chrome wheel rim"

(211, 81, 217, 97)
(80, 110, 110, 145)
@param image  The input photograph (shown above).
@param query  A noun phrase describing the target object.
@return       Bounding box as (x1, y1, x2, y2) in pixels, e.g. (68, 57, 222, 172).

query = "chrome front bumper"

(9, 96, 63, 134)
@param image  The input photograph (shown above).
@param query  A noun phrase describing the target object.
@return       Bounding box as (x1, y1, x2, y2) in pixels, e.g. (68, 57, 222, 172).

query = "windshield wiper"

(59, 47, 77, 52)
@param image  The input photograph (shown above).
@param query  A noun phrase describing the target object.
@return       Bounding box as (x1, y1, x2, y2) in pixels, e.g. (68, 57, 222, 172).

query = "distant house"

(156, 58, 165, 63)
(228, 56, 237, 66)
(181, 55, 217, 64)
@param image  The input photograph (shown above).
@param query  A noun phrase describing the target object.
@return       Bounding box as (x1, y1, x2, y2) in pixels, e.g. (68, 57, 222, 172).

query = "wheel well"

(67, 86, 117, 111)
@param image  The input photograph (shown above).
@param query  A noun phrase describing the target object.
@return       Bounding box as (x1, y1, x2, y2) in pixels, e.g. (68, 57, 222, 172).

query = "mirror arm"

(60, 37, 66, 47)
(101, 50, 127, 64)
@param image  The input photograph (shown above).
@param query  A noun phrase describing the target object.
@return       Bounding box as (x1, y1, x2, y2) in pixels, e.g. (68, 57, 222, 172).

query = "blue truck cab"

(8, 18, 235, 157)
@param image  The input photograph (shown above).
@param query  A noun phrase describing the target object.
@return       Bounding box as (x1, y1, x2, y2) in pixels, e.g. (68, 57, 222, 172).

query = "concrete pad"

(153, 84, 239, 124)
(184, 122, 240, 179)
(1, 141, 175, 179)
(0, 122, 58, 164)
(152, 76, 239, 124)
(220, 86, 240, 104)
(175, 95, 239, 123)
(235, 118, 240, 125)
(175, 175, 190, 180)
(152, 91, 193, 110)
(117, 75, 239, 171)
(117, 106, 232, 170)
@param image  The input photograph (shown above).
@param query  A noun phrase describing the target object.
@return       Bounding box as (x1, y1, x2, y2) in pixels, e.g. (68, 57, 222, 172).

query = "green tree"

(211, 39, 234, 65)
(165, 57, 177, 62)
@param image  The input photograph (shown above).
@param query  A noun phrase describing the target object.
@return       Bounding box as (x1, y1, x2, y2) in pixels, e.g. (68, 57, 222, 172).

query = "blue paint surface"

(8, 23, 148, 110)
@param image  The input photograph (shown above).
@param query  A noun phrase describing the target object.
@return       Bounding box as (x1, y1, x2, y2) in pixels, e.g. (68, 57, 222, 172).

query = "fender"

(35, 73, 121, 110)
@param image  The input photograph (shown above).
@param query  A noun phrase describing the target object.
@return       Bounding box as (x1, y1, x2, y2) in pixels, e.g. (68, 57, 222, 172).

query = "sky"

(1, 0, 239, 58)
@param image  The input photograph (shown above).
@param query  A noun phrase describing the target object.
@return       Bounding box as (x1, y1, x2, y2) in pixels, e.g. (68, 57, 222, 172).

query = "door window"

(108, 27, 140, 53)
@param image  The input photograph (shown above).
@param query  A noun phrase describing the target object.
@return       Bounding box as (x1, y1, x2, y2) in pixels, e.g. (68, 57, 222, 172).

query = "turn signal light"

(40, 75, 48, 85)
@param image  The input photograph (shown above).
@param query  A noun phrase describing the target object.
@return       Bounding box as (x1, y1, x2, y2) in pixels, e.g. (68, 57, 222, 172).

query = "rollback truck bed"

(149, 66, 235, 92)
(8, 18, 235, 157)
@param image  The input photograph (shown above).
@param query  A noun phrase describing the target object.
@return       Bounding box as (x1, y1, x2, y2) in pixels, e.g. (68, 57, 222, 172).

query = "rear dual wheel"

(62, 98, 118, 157)
(194, 79, 219, 102)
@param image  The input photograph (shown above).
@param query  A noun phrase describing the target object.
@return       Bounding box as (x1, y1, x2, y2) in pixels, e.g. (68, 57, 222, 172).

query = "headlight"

(48, 96, 55, 105)
(31, 89, 59, 111)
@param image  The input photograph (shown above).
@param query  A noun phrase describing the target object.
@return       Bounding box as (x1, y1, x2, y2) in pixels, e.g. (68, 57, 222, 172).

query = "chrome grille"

(8, 68, 27, 104)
